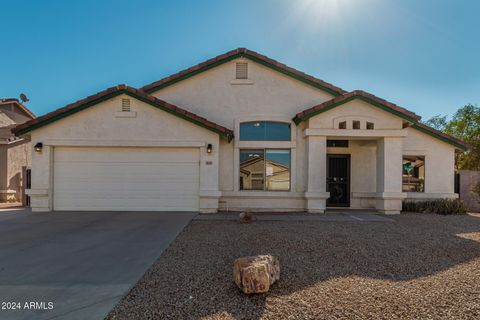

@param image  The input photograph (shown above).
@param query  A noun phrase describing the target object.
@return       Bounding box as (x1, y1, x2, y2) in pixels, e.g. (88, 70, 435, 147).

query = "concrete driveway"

(0, 208, 196, 320)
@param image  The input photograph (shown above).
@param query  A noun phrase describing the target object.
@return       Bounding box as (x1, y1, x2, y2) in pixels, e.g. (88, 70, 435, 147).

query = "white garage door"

(53, 147, 200, 211)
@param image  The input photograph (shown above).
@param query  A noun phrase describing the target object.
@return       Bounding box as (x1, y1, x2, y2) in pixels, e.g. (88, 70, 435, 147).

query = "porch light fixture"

(206, 143, 213, 154)
(34, 142, 43, 153)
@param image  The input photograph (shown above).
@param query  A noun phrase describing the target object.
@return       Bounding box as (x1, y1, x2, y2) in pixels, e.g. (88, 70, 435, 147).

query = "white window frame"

(233, 116, 296, 192)
(402, 154, 426, 193)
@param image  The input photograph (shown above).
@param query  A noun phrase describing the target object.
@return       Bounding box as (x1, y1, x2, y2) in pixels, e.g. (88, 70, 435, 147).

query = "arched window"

(239, 121, 291, 141)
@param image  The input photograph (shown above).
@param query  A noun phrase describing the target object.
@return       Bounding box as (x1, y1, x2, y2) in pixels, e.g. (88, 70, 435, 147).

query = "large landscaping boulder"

(233, 255, 280, 294)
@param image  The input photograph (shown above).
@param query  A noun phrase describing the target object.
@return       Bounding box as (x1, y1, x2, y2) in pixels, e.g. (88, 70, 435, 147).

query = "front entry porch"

(326, 154, 350, 207)
(305, 130, 407, 214)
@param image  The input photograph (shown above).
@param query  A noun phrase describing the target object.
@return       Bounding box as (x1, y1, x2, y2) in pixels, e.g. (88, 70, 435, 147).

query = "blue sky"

(1, 0, 478, 120)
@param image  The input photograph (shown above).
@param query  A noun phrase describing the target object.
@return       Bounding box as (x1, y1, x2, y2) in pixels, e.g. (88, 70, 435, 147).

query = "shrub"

(402, 199, 467, 215)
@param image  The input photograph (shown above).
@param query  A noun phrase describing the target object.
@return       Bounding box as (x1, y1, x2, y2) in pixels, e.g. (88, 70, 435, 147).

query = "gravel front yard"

(108, 214, 480, 319)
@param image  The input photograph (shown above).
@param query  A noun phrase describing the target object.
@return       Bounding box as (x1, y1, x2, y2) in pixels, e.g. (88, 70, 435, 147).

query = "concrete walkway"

(0, 209, 196, 320)
(194, 210, 394, 222)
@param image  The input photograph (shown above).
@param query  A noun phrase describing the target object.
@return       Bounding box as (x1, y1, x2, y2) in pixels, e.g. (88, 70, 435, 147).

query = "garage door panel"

(54, 164, 198, 182)
(55, 182, 199, 195)
(54, 147, 198, 162)
(55, 193, 199, 200)
(53, 147, 200, 211)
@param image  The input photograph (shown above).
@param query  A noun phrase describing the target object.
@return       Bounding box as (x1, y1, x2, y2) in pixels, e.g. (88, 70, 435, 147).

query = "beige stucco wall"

(151, 58, 335, 211)
(0, 107, 31, 124)
(152, 58, 334, 129)
(26, 94, 220, 211)
(6, 141, 30, 202)
(30, 95, 218, 143)
(148, 58, 457, 211)
(0, 104, 34, 203)
(0, 146, 7, 192)
(403, 127, 456, 196)
(24, 58, 458, 212)
(307, 99, 404, 130)
(0, 140, 30, 203)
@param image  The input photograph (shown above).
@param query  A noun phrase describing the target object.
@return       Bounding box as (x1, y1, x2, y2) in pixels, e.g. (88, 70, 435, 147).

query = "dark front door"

(326, 154, 350, 207)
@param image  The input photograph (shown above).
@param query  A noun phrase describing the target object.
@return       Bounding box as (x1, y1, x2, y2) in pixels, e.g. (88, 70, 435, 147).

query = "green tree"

(424, 114, 448, 131)
(424, 104, 480, 170)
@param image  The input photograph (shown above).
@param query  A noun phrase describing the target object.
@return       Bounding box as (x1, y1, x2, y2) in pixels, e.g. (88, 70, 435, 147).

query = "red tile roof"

(141, 48, 347, 96)
(13, 85, 234, 141)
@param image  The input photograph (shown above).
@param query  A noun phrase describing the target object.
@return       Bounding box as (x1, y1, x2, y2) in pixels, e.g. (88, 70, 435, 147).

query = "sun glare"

(290, 0, 360, 29)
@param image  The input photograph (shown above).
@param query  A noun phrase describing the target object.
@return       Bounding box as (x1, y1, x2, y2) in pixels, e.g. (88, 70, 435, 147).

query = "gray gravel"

(107, 213, 480, 319)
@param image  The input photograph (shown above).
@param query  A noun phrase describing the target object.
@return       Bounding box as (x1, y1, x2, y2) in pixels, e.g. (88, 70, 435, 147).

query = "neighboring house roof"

(13, 85, 234, 141)
(293, 90, 422, 124)
(141, 48, 347, 96)
(0, 99, 35, 142)
(240, 159, 290, 178)
(0, 98, 36, 119)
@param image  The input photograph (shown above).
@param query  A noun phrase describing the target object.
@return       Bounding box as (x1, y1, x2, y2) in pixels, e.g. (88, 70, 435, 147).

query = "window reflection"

(239, 150, 265, 190)
(402, 156, 425, 192)
(265, 150, 291, 191)
(240, 149, 291, 191)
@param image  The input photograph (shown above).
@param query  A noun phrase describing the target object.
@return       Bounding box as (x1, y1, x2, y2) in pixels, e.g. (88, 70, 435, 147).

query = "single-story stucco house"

(0, 98, 35, 204)
(13, 48, 468, 214)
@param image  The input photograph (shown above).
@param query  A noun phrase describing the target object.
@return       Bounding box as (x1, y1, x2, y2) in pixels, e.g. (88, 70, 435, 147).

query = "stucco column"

(199, 138, 221, 213)
(27, 144, 52, 212)
(305, 135, 329, 213)
(375, 137, 406, 214)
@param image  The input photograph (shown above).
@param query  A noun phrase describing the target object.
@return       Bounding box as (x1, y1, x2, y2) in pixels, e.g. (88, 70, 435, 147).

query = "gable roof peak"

(294, 90, 422, 124)
(13, 84, 233, 141)
(293, 89, 468, 150)
(141, 48, 347, 96)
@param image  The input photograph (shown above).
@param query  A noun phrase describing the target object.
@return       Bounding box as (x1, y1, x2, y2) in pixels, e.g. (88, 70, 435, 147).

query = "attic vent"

(121, 99, 131, 112)
(236, 62, 248, 79)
